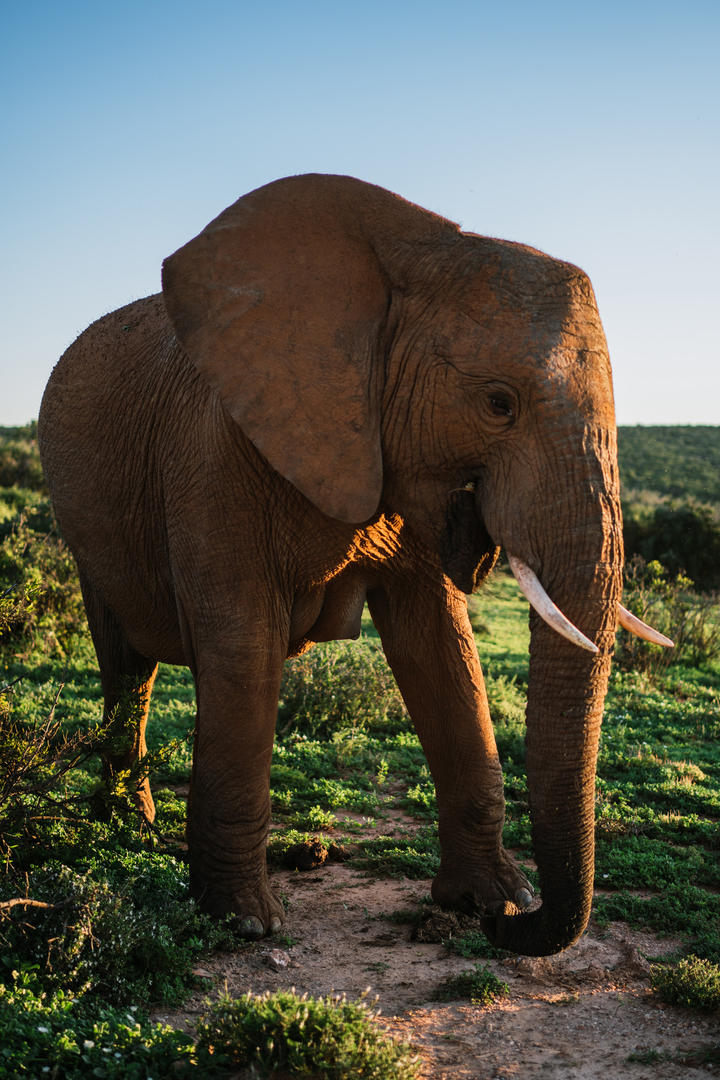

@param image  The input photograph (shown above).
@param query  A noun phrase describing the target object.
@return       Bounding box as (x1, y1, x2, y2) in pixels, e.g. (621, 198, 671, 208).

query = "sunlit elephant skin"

(39, 174, 623, 955)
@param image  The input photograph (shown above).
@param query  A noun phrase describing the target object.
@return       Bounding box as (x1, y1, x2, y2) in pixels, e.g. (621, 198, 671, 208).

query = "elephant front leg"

(368, 581, 532, 914)
(188, 633, 286, 938)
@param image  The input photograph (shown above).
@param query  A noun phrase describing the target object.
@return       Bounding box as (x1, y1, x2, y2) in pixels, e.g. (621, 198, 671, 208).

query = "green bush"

(0, 422, 45, 491)
(624, 500, 720, 593)
(0, 512, 85, 659)
(195, 989, 420, 1078)
(435, 963, 509, 1005)
(278, 640, 408, 738)
(0, 984, 420, 1078)
(0, 689, 237, 1009)
(651, 955, 720, 1011)
(0, 978, 199, 1079)
(0, 488, 52, 537)
(0, 687, 185, 874)
(0, 855, 237, 1007)
(616, 557, 720, 671)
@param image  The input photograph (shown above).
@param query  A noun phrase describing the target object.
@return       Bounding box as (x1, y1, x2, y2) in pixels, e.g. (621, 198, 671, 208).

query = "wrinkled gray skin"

(39, 174, 623, 955)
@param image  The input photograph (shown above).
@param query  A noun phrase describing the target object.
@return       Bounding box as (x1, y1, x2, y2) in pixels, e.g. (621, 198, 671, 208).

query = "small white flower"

(83, 1040, 95, 1050)
(115, 1052, 122, 1059)
(37, 1026, 49, 1034)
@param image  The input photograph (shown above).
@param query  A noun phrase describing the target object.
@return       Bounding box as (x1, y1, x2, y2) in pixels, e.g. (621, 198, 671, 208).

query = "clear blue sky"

(3, 0, 718, 425)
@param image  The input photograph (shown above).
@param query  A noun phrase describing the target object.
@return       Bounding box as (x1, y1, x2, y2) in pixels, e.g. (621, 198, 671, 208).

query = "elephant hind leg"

(80, 574, 159, 822)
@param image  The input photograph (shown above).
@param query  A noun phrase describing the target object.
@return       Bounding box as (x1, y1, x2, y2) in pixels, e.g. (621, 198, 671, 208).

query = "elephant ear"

(161, 175, 390, 524)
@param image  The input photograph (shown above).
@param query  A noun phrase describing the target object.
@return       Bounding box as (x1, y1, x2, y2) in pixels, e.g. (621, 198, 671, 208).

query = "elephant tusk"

(507, 555, 599, 654)
(617, 603, 674, 648)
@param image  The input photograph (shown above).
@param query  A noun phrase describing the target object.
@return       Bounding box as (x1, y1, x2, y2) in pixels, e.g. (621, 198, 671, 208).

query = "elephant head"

(162, 175, 667, 955)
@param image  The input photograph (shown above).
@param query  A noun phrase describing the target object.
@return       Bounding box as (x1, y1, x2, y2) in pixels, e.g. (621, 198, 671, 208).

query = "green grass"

(355, 829, 442, 879)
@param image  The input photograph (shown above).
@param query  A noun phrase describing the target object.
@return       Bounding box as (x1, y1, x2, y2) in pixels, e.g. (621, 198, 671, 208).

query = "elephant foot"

(432, 848, 533, 916)
(192, 872, 285, 938)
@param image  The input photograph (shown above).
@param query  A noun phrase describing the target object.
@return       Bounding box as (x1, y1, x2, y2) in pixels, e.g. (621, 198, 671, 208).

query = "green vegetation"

(651, 955, 720, 1012)
(617, 425, 720, 504)
(619, 425, 720, 592)
(195, 990, 420, 1078)
(0, 980, 197, 1078)
(435, 963, 509, 1005)
(1, 421, 719, 1069)
(1, 981, 419, 1078)
(443, 931, 509, 960)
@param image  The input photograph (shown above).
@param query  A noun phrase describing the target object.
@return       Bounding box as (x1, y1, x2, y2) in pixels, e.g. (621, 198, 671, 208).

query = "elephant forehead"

(448, 237, 601, 335)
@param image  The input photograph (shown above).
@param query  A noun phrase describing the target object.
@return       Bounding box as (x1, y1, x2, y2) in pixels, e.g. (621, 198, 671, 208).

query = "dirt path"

(156, 862, 719, 1078)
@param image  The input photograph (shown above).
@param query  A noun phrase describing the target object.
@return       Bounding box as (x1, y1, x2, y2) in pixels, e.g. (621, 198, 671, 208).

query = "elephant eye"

(488, 392, 514, 419)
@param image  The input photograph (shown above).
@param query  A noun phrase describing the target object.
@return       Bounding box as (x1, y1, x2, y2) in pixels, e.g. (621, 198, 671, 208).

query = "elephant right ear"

(161, 175, 390, 524)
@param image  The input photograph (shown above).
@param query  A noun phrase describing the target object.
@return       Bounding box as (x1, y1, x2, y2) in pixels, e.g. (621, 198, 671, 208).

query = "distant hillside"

(618, 425, 720, 506)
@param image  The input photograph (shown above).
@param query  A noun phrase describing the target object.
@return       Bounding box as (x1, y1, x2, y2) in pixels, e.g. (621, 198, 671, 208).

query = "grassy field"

(1, 425, 719, 1074)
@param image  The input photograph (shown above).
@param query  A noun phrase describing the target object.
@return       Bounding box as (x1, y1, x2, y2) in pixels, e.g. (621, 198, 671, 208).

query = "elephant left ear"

(161, 175, 389, 524)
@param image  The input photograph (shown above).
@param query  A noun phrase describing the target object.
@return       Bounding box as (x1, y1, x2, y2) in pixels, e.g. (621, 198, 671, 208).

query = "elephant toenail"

(515, 888, 533, 909)
(270, 916, 283, 933)
(238, 915, 265, 939)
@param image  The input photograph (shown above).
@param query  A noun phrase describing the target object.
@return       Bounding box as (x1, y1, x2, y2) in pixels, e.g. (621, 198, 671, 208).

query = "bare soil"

(156, 857, 719, 1079)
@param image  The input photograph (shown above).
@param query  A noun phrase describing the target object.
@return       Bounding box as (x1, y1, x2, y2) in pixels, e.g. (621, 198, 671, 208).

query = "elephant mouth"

(439, 483, 499, 593)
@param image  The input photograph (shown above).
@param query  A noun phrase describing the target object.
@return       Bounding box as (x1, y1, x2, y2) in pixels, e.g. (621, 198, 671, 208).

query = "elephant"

(38, 174, 669, 957)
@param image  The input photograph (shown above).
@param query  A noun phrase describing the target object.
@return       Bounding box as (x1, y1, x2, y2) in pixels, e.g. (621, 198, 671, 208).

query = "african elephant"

(39, 174, 668, 956)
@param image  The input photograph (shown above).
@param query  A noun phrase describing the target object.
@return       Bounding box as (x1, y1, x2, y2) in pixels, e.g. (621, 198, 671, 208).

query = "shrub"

(0, 857, 237, 1007)
(624, 499, 720, 592)
(0, 512, 85, 659)
(0, 685, 183, 874)
(195, 989, 420, 1078)
(435, 963, 509, 1005)
(0, 978, 198, 1079)
(616, 557, 720, 671)
(0, 688, 236, 1008)
(278, 639, 408, 738)
(0, 423, 45, 491)
(651, 955, 720, 1011)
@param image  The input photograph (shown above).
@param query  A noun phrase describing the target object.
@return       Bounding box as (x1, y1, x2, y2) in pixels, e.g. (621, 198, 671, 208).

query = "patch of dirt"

(155, 862, 719, 1078)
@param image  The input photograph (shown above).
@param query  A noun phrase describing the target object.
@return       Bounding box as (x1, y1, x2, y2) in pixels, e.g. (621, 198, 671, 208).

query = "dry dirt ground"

(155, 855, 719, 1079)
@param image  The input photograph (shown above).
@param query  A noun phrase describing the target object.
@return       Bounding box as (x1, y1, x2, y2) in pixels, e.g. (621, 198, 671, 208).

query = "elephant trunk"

(484, 441, 622, 956)
(489, 619, 614, 955)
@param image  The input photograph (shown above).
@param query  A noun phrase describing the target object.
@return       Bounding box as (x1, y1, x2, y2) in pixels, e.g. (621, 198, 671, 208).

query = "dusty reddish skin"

(39, 174, 623, 955)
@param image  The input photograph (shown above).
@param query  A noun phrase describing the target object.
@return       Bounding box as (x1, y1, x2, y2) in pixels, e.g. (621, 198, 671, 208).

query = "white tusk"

(508, 554, 599, 654)
(617, 603, 674, 648)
